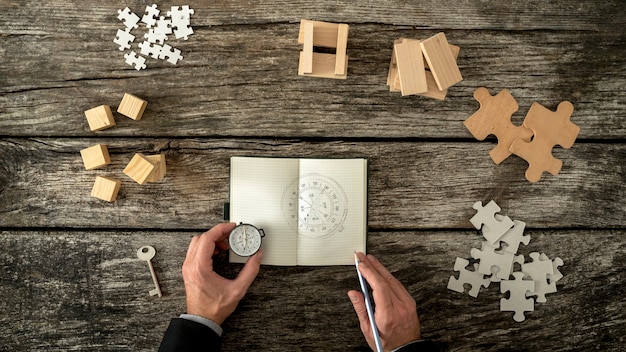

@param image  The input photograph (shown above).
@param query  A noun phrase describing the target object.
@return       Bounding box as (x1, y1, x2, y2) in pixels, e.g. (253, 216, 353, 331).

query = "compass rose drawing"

(281, 173, 348, 238)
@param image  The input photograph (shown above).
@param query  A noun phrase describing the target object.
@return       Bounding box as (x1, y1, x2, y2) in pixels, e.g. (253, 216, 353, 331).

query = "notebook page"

(229, 157, 299, 266)
(296, 158, 367, 265)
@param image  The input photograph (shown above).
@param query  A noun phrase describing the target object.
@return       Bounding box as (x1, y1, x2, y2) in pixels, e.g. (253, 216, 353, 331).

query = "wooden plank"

(420, 33, 463, 90)
(1, 27, 623, 139)
(394, 40, 428, 95)
(297, 19, 339, 47)
(334, 24, 349, 76)
(301, 21, 314, 74)
(0, 229, 622, 351)
(0, 138, 623, 229)
(0, 1, 618, 31)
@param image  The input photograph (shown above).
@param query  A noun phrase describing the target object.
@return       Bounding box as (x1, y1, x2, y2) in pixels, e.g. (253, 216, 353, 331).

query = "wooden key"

(136, 245, 162, 297)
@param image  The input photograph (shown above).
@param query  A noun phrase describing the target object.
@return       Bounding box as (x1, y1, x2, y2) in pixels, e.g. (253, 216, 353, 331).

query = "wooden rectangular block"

(117, 93, 148, 120)
(394, 39, 428, 96)
(420, 32, 463, 90)
(123, 153, 156, 185)
(298, 19, 349, 79)
(418, 44, 461, 100)
(91, 176, 121, 202)
(334, 24, 349, 76)
(80, 144, 111, 170)
(298, 19, 340, 48)
(298, 52, 348, 79)
(146, 154, 166, 182)
(85, 105, 115, 131)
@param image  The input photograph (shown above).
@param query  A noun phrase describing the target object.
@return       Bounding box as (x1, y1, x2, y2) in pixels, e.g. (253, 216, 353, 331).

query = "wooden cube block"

(123, 153, 156, 185)
(420, 32, 463, 90)
(117, 93, 148, 120)
(80, 144, 111, 170)
(85, 105, 116, 131)
(145, 154, 166, 182)
(91, 176, 121, 202)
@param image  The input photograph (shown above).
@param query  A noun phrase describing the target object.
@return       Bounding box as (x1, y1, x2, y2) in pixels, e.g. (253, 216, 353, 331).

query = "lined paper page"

(297, 159, 367, 265)
(229, 157, 299, 265)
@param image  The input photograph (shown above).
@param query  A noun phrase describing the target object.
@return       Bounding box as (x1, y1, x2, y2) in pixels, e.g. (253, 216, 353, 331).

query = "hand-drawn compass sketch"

(281, 173, 348, 238)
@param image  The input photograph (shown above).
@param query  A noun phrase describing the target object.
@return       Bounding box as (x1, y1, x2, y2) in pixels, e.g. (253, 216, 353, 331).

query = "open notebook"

(229, 156, 368, 266)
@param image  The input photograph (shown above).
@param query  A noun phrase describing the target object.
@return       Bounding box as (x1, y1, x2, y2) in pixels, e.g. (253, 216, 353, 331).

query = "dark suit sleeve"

(158, 318, 222, 352)
(394, 339, 442, 352)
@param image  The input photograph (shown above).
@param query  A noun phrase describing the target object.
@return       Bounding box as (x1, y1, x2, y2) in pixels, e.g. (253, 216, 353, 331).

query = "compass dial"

(229, 223, 264, 257)
(282, 174, 348, 238)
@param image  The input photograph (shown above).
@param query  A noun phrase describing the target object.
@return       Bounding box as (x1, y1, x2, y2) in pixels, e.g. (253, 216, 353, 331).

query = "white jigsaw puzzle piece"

(154, 16, 172, 35)
(141, 4, 160, 28)
(117, 7, 140, 29)
(167, 5, 195, 21)
(471, 241, 524, 280)
(500, 272, 535, 322)
(124, 51, 146, 70)
(523, 252, 559, 303)
(114, 28, 135, 51)
(495, 216, 530, 254)
(138, 41, 163, 59)
(159, 44, 183, 64)
(470, 200, 514, 244)
(144, 29, 168, 45)
(448, 257, 490, 298)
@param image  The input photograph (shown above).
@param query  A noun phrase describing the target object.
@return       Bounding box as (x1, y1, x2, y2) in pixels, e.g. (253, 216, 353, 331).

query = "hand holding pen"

(348, 252, 422, 352)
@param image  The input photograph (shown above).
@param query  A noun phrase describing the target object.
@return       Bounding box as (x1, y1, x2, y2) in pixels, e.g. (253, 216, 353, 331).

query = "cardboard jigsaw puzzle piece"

(464, 87, 533, 164)
(447, 257, 490, 297)
(471, 241, 524, 280)
(495, 215, 530, 254)
(470, 200, 514, 244)
(117, 7, 140, 29)
(522, 252, 557, 303)
(114, 28, 135, 51)
(509, 101, 579, 182)
(500, 272, 535, 322)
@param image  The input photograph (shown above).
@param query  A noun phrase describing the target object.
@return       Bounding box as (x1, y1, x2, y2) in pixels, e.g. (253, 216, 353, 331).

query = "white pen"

(354, 253, 383, 352)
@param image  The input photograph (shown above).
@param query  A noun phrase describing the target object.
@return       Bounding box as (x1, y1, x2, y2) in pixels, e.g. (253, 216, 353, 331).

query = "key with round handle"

(136, 245, 162, 297)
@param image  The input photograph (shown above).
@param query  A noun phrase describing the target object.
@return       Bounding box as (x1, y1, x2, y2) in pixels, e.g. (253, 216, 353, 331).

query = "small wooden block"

(91, 176, 121, 202)
(298, 52, 348, 79)
(418, 43, 461, 100)
(117, 93, 148, 121)
(298, 19, 340, 47)
(420, 33, 463, 90)
(123, 153, 156, 185)
(145, 154, 166, 182)
(394, 39, 428, 96)
(302, 21, 314, 74)
(84, 105, 116, 131)
(80, 144, 111, 170)
(334, 24, 349, 76)
(298, 19, 349, 79)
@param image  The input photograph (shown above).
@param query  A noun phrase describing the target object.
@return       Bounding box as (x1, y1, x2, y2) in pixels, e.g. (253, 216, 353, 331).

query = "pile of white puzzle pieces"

(447, 200, 564, 322)
(114, 4, 195, 70)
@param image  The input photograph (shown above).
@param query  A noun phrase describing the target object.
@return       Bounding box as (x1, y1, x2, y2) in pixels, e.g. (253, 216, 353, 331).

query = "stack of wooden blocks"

(297, 19, 349, 79)
(387, 32, 462, 100)
(81, 93, 166, 202)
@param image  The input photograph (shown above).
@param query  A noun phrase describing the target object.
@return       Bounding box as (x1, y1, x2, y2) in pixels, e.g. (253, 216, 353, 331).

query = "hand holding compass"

(229, 223, 265, 257)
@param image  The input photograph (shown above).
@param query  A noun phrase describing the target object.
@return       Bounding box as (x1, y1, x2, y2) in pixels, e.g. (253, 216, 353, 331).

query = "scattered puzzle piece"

(470, 200, 514, 244)
(448, 257, 490, 297)
(144, 28, 168, 45)
(500, 272, 535, 322)
(509, 101, 580, 182)
(124, 51, 147, 70)
(522, 252, 557, 303)
(114, 28, 135, 51)
(138, 40, 163, 59)
(159, 44, 183, 64)
(464, 87, 533, 164)
(495, 216, 530, 254)
(141, 4, 160, 28)
(154, 16, 172, 35)
(117, 7, 140, 29)
(471, 241, 524, 280)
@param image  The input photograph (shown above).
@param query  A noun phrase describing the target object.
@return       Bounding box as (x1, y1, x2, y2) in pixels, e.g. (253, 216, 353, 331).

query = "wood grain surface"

(0, 0, 624, 351)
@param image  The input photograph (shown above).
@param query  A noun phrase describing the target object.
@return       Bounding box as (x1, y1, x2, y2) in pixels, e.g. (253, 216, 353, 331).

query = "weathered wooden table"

(1, 1, 624, 351)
